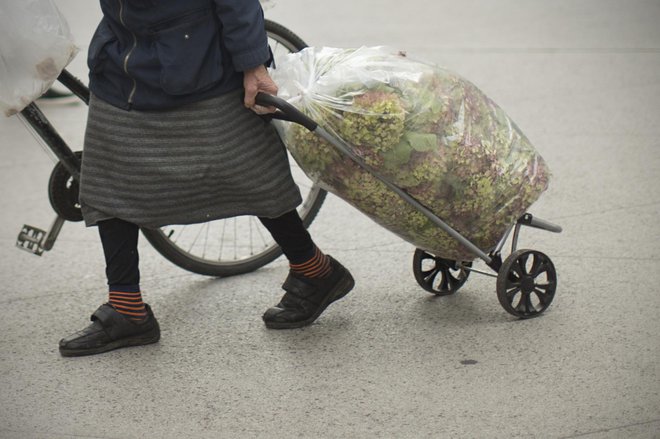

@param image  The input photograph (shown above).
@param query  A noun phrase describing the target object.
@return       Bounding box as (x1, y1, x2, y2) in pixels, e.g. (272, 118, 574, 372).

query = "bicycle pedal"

(16, 225, 46, 256)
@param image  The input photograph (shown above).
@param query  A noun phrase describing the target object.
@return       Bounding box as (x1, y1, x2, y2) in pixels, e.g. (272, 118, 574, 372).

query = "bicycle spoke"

(187, 224, 205, 253)
(202, 222, 210, 259)
(218, 219, 227, 261)
(254, 220, 270, 250)
(272, 41, 282, 57)
(171, 225, 185, 245)
(233, 218, 237, 260)
(248, 217, 253, 256)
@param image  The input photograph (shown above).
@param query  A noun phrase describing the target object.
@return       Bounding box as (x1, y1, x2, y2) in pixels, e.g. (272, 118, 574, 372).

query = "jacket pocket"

(154, 12, 223, 95)
(87, 19, 116, 73)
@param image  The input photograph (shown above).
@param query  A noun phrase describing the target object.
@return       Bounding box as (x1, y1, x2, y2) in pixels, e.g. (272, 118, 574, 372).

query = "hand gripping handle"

(255, 92, 318, 132)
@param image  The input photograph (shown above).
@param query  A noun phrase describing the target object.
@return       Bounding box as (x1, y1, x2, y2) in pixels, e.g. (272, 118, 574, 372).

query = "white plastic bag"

(272, 47, 550, 261)
(0, 0, 78, 116)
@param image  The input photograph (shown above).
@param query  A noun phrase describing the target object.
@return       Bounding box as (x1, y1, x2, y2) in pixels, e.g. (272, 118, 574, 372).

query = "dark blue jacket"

(89, 0, 270, 110)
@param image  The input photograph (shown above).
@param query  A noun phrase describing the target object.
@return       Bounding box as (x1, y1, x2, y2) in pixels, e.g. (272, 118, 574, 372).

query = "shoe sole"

(59, 329, 160, 357)
(264, 268, 355, 330)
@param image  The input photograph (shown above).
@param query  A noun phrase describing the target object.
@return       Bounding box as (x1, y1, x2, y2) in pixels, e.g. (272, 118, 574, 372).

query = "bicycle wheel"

(142, 21, 327, 277)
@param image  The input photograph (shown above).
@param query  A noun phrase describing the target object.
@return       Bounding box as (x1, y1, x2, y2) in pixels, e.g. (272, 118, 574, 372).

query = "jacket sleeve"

(214, 0, 270, 71)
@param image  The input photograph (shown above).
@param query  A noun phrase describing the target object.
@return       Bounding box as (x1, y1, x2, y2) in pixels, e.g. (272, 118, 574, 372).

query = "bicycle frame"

(15, 70, 87, 255)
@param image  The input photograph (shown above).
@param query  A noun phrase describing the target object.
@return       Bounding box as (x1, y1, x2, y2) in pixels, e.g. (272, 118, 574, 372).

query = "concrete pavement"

(1, 1, 659, 438)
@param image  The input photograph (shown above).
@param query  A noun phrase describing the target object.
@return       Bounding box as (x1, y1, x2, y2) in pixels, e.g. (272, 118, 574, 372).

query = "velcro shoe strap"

(91, 304, 132, 340)
(282, 273, 316, 297)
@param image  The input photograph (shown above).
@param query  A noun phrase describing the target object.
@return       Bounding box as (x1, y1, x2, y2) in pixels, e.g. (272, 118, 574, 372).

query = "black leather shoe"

(263, 256, 355, 329)
(59, 303, 160, 357)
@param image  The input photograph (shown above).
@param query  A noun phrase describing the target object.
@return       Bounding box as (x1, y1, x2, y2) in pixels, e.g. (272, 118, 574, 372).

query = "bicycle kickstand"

(16, 215, 66, 256)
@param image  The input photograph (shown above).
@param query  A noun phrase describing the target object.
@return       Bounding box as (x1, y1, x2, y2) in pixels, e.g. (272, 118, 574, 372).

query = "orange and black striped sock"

(109, 290, 147, 321)
(290, 247, 332, 278)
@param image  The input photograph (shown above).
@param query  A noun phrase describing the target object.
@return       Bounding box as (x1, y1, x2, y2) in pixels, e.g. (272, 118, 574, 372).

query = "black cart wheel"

(413, 249, 472, 296)
(496, 249, 556, 318)
(48, 151, 83, 222)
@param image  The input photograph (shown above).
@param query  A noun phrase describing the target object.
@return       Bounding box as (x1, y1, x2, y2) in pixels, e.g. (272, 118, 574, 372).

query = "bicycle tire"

(142, 20, 327, 277)
(264, 19, 308, 57)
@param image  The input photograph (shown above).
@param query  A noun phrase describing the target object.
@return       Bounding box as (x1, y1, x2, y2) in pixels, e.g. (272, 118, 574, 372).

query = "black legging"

(98, 210, 316, 288)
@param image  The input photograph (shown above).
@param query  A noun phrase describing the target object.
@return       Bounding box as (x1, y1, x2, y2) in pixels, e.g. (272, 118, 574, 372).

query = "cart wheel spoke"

(512, 259, 526, 278)
(533, 288, 553, 307)
(534, 282, 554, 292)
(424, 267, 441, 285)
(516, 291, 535, 314)
(420, 267, 438, 279)
(529, 254, 546, 277)
(518, 253, 531, 275)
(508, 271, 520, 283)
(439, 267, 451, 291)
(506, 286, 521, 302)
(447, 269, 463, 291)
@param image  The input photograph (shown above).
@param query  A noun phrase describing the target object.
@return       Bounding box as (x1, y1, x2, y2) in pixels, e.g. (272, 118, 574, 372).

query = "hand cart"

(256, 92, 562, 319)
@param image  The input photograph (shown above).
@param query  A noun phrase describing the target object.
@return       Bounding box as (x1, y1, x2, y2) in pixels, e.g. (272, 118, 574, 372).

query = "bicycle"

(15, 19, 327, 277)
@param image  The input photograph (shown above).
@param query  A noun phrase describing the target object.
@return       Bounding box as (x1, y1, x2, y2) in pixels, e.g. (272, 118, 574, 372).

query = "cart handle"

(255, 92, 318, 132)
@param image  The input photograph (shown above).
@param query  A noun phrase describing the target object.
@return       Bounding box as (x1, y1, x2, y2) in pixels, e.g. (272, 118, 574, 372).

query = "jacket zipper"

(118, 0, 138, 105)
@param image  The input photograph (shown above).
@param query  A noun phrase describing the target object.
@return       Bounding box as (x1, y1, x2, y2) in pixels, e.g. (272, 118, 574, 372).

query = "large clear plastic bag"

(272, 47, 550, 261)
(0, 0, 78, 116)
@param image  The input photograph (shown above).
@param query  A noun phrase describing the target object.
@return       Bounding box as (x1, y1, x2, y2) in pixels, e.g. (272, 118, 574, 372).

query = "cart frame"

(256, 92, 562, 319)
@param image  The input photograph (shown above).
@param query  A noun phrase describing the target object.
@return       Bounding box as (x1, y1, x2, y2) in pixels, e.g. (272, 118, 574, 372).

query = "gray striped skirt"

(79, 89, 302, 227)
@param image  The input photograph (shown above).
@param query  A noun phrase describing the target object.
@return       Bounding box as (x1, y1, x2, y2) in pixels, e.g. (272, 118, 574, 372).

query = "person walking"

(59, 0, 354, 357)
